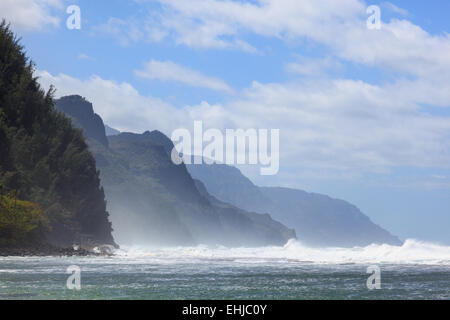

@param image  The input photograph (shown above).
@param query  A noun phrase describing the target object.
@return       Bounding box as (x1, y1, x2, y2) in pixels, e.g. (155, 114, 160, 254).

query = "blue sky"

(2, 0, 450, 244)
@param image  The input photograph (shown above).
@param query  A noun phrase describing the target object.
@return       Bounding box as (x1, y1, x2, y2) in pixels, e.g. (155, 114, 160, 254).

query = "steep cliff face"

(187, 163, 402, 247)
(55, 95, 109, 147)
(56, 95, 295, 247)
(0, 23, 115, 249)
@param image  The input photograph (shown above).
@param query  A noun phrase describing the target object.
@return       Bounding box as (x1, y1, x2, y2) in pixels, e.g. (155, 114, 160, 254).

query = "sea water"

(0, 239, 449, 300)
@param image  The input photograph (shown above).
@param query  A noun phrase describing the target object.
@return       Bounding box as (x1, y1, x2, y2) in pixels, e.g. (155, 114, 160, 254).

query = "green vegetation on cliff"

(0, 21, 114, 248)
(0, 194, 49, 247)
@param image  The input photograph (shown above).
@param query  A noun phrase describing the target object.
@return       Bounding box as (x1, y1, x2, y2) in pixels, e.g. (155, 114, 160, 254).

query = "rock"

(0, 243, 109, 257)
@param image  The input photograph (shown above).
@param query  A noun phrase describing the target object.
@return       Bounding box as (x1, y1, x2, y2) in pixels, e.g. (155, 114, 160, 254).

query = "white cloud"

(36, 70, 185, 133)
(36, 69, 450, 175)
(95, 1, 450, 84)
(0, 0, 62, 31)
(145, 0, 364, 52)
(135, 60, 233, 93)
(285, 56, 343, 77)
(90, 0, 450, 84)
(33, 0, 450, 185)
(382, 2, 409, 17)
(232, 79, 450, 170)
(140, 0, 450, 80)
(93, 17, 147, 47)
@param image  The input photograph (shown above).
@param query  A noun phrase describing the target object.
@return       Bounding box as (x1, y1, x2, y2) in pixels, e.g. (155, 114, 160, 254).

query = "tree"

(0, 21, 115, 248)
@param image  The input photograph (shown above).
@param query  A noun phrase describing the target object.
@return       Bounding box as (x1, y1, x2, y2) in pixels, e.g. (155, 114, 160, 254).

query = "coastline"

(0, 244, 114, 257)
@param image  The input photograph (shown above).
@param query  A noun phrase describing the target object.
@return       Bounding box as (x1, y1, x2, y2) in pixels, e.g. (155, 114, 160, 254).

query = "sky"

(2, 0, 450, 244)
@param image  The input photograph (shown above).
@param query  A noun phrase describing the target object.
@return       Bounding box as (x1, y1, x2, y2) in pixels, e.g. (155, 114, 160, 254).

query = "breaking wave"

(114, 239, 450, 265)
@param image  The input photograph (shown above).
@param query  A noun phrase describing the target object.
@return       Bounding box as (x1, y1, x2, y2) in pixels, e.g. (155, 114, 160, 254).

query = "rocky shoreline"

(0, 244, 115, 257)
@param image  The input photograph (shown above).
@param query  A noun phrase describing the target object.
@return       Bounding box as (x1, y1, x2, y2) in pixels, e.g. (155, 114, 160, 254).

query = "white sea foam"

(113, 239, 450, 265)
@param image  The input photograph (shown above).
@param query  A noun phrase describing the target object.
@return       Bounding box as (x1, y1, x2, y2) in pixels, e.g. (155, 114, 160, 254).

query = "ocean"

(0, 239, 449, 300)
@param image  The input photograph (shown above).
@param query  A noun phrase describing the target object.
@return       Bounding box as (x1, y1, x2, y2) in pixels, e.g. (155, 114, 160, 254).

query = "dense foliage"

(0, 21, 114, 247)
(0, 194, 49, 247)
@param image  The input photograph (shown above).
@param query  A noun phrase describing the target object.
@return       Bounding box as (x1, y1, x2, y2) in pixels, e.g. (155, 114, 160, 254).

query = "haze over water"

(1, 239, 449, 300)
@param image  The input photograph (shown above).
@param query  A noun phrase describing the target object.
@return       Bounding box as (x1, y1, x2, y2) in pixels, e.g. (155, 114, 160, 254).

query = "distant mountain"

(188, 163, 272, 212)
(0, 23, 115, 250)
(187, 163, 402, 247)
(259, 187, 402, 247)
(57, 95, 295, 247)
(193, 179, 296, 243)
(105, 125, 120, 136)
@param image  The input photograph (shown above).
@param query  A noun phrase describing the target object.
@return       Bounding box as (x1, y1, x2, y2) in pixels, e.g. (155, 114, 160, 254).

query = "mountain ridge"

(187, 162, 402, 247)
(55, 95, 296, 247)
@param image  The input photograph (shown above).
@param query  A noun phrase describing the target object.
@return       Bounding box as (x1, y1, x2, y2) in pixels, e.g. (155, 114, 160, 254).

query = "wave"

(113, 239, 450, 266)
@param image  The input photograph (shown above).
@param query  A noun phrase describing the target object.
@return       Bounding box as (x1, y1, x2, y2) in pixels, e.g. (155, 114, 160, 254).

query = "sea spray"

(113, 239, 450, 265)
